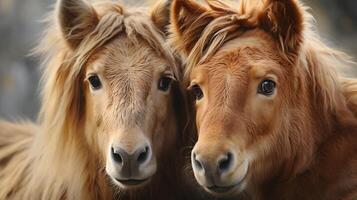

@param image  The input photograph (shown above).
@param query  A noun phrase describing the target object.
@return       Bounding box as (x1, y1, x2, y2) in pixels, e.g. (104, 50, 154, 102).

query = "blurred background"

(0, 0, 356, 120)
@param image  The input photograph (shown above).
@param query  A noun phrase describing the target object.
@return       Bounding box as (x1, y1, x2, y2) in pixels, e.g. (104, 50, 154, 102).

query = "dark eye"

(88, 75, 102, 90)
(190, 85, 204, 100)
(158, 76, 173, 91)
(258, 79, 276, 96)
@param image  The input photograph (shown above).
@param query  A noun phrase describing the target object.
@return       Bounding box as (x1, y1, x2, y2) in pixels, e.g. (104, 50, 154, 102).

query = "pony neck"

(270, 34, 356, 185)
(301, 36, 354, 136)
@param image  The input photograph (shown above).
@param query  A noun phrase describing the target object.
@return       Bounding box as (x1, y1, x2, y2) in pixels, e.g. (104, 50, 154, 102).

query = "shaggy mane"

(0, 1, 180, 199)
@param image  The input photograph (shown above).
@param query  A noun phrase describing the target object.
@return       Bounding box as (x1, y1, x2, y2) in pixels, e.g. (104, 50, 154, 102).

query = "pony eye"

(158, 76, 173, 91)
(190, 85, 204, 100)
(258, 79, 276, 96)
(88, 75, 102, 90)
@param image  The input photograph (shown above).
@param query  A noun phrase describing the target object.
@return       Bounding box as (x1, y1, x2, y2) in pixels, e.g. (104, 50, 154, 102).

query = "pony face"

(170, 0, 305, 196)
(84, 36, 177, 189)
(54, 0, 180, 190)
(189, 30, 291, 196)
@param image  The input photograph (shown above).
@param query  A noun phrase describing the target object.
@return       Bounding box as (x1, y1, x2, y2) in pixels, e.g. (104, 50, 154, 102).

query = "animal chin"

(205, 161, 249, 196)
(204, 177, 246, 196)
(112, 177, 151, 189)
(205, 184, 238, 196)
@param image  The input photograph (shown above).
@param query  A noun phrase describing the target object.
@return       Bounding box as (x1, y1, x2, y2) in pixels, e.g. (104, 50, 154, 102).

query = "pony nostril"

(137, 146, 150, 164)
(218, 152, 233, 173)
(111, 147, 123, 164)
(192, 153, 203, 170)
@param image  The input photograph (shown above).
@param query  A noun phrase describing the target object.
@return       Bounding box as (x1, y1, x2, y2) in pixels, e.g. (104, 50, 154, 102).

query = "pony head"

(170, 0, 351, 196)
(40, 0, 184, 190)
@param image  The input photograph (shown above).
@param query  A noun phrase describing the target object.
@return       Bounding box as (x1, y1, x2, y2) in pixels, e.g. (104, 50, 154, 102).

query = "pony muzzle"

(106, 140, 157, 189)
(191, 145, 249, 196)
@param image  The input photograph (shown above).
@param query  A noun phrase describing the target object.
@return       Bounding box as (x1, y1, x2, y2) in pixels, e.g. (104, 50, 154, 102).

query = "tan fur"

(0, 0, 196, 199)
(170, 0, 357, 199)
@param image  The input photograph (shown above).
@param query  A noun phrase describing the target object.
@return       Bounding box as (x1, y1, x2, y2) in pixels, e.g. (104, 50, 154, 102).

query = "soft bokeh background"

(0, 0, 356, 120)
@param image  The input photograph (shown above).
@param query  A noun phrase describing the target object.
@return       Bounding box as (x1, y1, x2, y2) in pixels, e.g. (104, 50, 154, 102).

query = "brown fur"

(170, 0, 357, 199)
(341, 78, 357, 119)
(0, 0, 200, 199)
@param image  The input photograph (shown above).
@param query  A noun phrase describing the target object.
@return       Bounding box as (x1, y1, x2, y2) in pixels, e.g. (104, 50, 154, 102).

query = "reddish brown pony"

(170, 0, 357, 199)
(0, 0, 202, 199)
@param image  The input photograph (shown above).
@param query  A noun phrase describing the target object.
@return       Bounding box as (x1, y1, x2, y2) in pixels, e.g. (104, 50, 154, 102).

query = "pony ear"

(170, 0, 213, 56)
(58, 0, 99, 49)
(151, 0, 172, 35)
(258, 0, 303, 58)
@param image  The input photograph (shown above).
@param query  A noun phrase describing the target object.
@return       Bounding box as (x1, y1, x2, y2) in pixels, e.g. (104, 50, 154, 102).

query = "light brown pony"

(170, 0, 357, 199)
(0, 0, 198, 199)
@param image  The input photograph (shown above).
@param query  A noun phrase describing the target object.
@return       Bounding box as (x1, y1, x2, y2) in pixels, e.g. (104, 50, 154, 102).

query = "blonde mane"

(0, 1, 181, 199)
